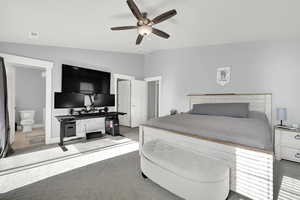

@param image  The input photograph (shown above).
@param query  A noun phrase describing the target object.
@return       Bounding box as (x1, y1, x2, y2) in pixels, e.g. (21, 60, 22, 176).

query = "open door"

(131, 80, 147, 128)
(5, 64, 15, 144)
(0, 57, 13, 158)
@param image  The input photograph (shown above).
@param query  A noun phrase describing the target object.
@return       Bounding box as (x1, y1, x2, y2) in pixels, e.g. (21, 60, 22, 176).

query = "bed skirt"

(139, 125, 274, 200)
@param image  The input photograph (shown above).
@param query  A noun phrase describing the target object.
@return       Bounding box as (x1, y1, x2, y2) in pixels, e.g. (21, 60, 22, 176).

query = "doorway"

(117, 79, 131, 127)
(0, 53, 53, 149)
(145, 76, 161, 119)
(113, 74, 147, 128)
(7, 65, 46, 151)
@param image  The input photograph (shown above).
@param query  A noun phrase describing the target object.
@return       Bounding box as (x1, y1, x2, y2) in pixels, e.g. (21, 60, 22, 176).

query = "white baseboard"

(33, 124, 44, 128)
(45, 135, 85, 145)
(46, 137, 60, 144)
(17, 124, 45, 131)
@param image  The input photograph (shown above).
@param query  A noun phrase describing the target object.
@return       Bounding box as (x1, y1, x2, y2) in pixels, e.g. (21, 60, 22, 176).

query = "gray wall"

(0, 42, 144, 139)
(15, 67, 45, 125)
(144, 40, 300, 124)
(147, 81, 159, 120)
(147, 81, 156, 120)
(2, 39, 300, 139)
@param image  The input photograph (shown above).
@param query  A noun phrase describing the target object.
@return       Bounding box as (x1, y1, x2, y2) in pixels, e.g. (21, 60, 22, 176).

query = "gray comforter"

(144, 112, 273, 151)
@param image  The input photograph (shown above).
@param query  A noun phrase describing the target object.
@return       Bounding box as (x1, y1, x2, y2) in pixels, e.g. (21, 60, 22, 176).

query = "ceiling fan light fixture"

(138, 25, 152, 36)
(111, 0, 177, 45)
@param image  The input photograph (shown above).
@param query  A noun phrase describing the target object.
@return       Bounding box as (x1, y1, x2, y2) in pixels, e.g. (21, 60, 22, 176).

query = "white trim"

(0, 53, 54, 145)
(33, 124, 45, 128)
(144, 76, 162, 117)
(144, 76, 162, 82)
(46, 137, 60, 144)
(0, 53, 53, 69)
(113, 73, 135, 98)
(112, 74, 135, 127)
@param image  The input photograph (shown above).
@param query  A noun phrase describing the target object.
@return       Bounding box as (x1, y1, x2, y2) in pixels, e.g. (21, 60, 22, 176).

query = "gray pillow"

(190, 103, 249, 118)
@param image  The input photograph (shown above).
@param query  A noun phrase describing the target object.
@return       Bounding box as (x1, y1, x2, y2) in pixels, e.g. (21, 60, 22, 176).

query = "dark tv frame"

(54, 92, 85, 109)
(94, 94, 115, 107)
(62, 64, 111, 95)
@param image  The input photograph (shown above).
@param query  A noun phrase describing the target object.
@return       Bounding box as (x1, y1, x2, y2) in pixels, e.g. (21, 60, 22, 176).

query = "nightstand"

(275, 126, 300, 163)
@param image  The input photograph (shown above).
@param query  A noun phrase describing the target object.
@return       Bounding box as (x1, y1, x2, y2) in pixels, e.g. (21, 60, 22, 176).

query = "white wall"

(144, 40, 300, 125)
(0, 42, 144, 140)
(15, 67, 45, 125)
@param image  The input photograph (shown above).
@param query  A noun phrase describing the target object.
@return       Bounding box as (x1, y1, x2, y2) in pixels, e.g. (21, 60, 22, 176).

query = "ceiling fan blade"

(111, 26, 137, 31)
(152, 28, 170, 39)
(136, 34, 144, 45)
(127, 0, 143, 20)
(152, 9, 177, 24)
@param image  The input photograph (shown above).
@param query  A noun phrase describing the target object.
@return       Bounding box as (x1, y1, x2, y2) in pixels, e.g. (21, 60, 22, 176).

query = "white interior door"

(131, 80, 147, 128)
(5, 63, 16, 144)
(118, 80, 131, 126)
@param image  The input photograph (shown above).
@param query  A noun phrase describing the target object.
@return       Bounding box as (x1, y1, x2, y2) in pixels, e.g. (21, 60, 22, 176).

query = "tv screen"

(54, 92, 85, 108)
(94, 94, 115, 107)
(62, 64, 111, 94)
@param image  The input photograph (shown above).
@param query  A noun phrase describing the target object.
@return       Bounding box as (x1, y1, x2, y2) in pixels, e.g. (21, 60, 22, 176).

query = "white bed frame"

(139, 93, 274, 200)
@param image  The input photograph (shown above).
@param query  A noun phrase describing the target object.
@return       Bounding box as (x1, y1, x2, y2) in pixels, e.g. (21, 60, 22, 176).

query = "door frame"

(0, 53, 53, 145)
(144, 76, 162, 117)
(117, 80, 131, 127)
(112, 74, 135, 127)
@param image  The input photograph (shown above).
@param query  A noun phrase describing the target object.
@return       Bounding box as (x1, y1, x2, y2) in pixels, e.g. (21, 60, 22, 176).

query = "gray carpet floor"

(0, 150, 252, 200)
(1, 127, 299, 200)
(0, 151, 182, 200)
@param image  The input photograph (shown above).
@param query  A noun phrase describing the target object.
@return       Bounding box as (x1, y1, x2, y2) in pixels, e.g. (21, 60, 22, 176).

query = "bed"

(139, 93, 274, 200)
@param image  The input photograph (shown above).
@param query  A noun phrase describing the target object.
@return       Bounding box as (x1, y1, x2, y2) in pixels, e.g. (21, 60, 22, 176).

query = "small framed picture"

(217, 67, 231, 86)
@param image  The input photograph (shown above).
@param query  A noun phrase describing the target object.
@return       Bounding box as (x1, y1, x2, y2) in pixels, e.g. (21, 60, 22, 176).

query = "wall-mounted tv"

(94, 94, 115, 107)
(62, 64, 111, 94)
(54, 92, 85, 108)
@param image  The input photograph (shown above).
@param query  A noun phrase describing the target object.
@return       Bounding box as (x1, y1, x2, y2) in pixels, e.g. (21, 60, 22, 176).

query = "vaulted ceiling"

(1, 0, 300, 54)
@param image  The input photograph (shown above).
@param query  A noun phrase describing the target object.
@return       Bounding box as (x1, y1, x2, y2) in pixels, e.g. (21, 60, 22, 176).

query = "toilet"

(19, 110, 35, 133)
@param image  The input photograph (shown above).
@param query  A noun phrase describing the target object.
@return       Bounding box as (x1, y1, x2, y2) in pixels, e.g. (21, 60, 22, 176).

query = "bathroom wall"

(15, 66, 46, 125)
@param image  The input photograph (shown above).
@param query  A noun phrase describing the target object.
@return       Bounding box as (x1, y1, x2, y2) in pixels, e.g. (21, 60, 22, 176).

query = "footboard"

(139, 125, 274, 200)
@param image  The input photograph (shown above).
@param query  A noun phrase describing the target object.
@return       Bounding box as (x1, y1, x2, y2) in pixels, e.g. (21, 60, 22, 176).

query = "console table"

(56, 112, 126, 151)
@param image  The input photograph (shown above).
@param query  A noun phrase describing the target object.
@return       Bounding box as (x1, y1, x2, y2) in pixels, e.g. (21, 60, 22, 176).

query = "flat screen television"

(62, 64, 111, 94)
(94, 94, 115, 107)
(54, 92, 85, 108)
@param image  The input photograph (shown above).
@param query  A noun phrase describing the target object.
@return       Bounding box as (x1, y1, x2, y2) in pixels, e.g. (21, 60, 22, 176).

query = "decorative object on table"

(216, 67, 231, 86)
(170, 109, 178, 115)
(276, 107, 287, 127)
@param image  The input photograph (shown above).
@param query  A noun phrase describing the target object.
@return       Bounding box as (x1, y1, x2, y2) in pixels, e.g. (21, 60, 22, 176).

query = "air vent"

(29, 32, 39, 39)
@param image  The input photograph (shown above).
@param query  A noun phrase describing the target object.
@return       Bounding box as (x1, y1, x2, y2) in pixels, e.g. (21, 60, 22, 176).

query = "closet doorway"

(145, 76, 161, 120)
(113, 74, 147, 128)
(117, 79, 131, 127)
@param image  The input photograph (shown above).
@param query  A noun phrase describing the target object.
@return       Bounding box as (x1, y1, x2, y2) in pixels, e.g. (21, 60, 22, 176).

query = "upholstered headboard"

(187, 93, 272, 124)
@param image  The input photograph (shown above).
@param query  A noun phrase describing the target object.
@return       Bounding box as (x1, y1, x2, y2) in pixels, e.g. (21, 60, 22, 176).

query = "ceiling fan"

(111, 0, 177, 45)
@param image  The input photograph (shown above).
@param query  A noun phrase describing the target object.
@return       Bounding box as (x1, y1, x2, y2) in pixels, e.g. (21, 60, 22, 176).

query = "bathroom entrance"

(6, 64, 46, 151)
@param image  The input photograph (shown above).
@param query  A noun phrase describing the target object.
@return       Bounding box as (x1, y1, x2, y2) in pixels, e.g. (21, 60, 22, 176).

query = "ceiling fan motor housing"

(138, 25, 153, 36)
